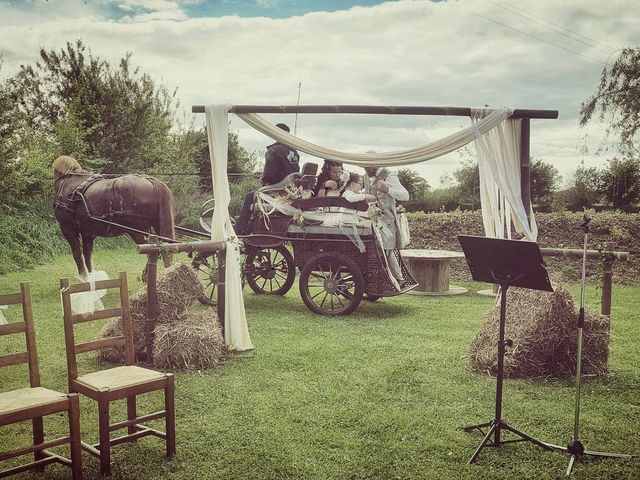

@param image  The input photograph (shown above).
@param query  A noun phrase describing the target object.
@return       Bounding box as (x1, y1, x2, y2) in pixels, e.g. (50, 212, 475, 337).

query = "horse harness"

(54, 173, 157, 231)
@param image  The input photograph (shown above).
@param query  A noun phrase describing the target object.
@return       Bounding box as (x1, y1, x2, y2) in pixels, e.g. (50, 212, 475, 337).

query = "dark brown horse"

(53, 155, 175, 277)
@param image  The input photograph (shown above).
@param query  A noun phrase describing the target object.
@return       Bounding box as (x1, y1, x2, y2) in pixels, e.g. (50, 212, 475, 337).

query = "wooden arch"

(191, 104, 559, 217)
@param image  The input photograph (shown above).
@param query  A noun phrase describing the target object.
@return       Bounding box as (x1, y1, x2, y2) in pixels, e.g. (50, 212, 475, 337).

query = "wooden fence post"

(601, 242, 614, 316)
(146, 234, 159, 362)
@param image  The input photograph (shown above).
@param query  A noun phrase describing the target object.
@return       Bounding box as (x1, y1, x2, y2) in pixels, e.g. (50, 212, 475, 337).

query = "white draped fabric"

(471, 111, 537, 241)
(237, 109, 510, 166)
(205, 105, 253, 351)
(237, 108, 536, 239)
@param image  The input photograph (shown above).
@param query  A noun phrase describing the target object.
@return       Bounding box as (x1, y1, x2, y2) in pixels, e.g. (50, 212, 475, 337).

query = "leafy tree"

(7, 40, 177, 172)
(600, 157, 640, 207)
(562, 164, 603, 209)
(189, 129, 258, 192)
(453, 159, 480, 209)
(530, 158, 560, 204)
(580, 47, 640, 155)
(397, 168, 429, 200)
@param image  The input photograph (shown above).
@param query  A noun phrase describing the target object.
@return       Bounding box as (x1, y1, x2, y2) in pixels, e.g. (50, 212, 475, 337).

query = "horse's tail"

(151, 179, 175, 268)
(153, 179, 175, 241)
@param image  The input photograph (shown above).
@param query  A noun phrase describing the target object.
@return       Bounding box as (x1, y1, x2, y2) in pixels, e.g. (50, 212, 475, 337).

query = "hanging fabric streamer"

(69, 270, 109, 315)
(0, 305, 7, 325)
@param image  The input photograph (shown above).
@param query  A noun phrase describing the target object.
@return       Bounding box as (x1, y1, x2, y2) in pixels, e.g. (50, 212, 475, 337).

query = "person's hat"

(276, 123, 290, 132)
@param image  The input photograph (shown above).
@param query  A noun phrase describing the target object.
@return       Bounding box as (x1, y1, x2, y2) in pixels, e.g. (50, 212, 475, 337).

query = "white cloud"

(0, 0, 638, 185)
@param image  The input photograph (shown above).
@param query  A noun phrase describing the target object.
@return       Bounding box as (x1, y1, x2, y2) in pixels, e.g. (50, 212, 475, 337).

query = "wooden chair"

(59, 272, 175, 476)
(0, 282, 82, 479)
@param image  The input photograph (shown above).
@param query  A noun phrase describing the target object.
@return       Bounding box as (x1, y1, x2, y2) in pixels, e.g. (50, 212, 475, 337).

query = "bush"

(0, 201, 69, 274)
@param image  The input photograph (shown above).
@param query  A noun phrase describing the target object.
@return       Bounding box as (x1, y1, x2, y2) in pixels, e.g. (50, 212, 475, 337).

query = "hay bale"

(128, 263, 206, 326)
(97, 262, 206, 363)
(469, 285, 610, 378)
(152, 310, 225, 370)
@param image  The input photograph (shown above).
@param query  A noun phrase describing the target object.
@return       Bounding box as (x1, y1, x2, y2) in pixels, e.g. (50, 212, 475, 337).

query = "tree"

(562, 164, 603, 209)
(600, 157, 640, 207)
(453, 159, 480, 209)
(530, 158, 560, 205)
(397, 168, 429, 199)
(579, 47, 640, 155)
(189, 129, 258, 192)
(7, 40, 177, 173)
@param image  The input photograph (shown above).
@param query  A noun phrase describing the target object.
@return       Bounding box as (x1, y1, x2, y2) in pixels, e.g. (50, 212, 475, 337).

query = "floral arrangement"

(367, 204, 384, 222)
(284, 184, 306, 200)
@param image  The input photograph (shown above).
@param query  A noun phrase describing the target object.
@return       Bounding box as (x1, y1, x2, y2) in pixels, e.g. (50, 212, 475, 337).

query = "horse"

(52, 155, 175, 278)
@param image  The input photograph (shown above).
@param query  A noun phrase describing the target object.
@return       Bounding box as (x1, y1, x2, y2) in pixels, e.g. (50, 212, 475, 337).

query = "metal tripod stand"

(549, 215, 632, 476)
(464, 277, 556, 464)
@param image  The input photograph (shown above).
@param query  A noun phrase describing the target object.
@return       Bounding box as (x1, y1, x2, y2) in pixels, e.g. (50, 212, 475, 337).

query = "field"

(1, 246, 639, 479)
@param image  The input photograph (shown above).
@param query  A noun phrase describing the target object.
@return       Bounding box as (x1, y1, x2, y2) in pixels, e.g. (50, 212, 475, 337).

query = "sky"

(1, 0, 638, 187)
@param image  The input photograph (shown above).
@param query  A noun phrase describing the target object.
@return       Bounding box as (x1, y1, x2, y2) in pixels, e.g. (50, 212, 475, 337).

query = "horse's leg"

(61, 226, 88, 278)
(82, 234, 96, 274)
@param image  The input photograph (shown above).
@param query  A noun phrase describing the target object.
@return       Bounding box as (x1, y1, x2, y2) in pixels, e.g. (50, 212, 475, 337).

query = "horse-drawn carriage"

(193, 165, 417, 316)
(52, 155, 416, 316)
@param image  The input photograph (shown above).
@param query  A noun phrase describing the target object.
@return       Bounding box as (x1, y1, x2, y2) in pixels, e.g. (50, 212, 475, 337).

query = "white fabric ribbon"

(0, 304, 7, 325)
(69, 270, 109, 315)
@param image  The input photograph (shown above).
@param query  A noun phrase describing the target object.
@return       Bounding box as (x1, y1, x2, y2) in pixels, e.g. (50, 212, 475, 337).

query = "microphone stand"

(553, 214, 632, 476)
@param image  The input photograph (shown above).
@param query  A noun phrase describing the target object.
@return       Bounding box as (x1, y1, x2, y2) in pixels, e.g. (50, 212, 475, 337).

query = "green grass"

(1, 247, 639, 479)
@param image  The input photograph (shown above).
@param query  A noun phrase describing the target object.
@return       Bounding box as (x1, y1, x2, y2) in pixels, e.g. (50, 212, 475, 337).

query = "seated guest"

(312, 160, 347, 197)
(342, 173, 376, 206)
(235, 123, 299, 235)
(322, 173, 376, 228)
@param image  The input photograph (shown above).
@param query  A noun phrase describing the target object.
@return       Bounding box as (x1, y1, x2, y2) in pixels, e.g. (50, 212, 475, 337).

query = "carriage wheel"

(245, 246, 295, 295)
(299, 252, 364, 316)
(192, 252, 218, 305)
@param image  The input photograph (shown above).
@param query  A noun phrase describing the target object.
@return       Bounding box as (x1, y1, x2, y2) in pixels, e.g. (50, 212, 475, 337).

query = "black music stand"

(458, 235, 556, 464)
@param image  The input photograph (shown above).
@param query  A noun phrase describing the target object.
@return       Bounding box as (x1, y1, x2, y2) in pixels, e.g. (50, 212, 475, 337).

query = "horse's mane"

(52, 155, 88, 175)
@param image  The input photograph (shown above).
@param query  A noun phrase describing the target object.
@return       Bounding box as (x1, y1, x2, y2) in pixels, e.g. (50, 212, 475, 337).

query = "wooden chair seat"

(0, 387, 68, 417)
(75, 365, 167, 395)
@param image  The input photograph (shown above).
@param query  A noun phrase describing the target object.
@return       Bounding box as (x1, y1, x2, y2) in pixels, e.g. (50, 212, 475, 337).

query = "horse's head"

(52, 155, 87, 181)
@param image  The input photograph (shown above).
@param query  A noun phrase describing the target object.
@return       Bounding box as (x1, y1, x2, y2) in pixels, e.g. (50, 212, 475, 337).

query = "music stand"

(458, 235, 555, 464)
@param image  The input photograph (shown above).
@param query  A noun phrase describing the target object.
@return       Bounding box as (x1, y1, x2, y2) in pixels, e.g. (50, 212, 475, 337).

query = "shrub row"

(408, 211, 639, 285)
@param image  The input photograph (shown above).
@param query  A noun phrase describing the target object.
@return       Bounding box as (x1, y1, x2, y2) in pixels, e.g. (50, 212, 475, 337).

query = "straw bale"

(97, 262, 205, 363)
(152, 310, 225, 370)
(128, 262, 205, 326)
(469, 285, 610, 378)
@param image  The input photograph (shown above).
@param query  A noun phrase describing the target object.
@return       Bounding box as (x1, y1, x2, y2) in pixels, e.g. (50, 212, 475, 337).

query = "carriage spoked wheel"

(245, 245, 295, 295)
(192, 252, 218, 305)
(299, 252, 364, 316)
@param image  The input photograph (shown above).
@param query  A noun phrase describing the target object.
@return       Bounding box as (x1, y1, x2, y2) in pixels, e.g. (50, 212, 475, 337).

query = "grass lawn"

(1, 246, 639, 479)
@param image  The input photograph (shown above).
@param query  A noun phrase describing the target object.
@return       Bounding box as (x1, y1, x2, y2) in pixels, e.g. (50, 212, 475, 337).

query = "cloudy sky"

(1, 0, 638, 186)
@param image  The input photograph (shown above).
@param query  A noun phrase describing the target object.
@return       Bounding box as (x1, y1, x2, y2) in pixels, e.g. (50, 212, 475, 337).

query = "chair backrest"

(300, 162, 318, 176)
(0, 282, 40, 389)
(60, 272, 135, 388)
